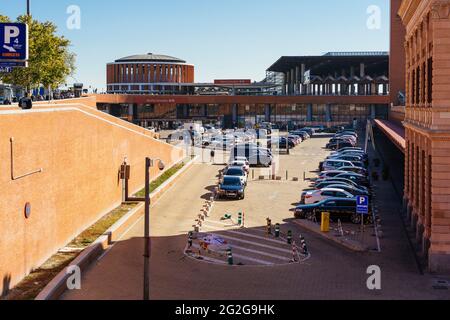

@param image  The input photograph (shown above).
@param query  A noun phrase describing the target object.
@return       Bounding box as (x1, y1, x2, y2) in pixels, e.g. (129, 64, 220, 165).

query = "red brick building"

(398, 0, 450, 273)
(106, 53, 195, 94)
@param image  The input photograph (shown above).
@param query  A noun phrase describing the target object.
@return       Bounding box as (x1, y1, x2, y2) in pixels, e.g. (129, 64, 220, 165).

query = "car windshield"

(222, 177, 242, 186)
(226, 168, 244, 176)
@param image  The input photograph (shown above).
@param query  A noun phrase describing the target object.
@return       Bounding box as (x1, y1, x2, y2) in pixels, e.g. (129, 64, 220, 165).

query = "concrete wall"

(0, 103, 184, 295)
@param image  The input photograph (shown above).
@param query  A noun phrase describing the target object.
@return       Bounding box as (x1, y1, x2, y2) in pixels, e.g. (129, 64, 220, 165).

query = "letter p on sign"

(5, 26, 20, 44)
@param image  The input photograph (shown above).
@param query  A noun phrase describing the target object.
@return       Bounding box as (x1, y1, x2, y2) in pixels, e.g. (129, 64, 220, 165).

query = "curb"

(292, 220, 369, 252)
(35, 156, 198, 300)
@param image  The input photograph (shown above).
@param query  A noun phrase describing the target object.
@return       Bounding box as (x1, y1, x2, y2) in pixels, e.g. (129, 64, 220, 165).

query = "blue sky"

(1, 0, 390, 91)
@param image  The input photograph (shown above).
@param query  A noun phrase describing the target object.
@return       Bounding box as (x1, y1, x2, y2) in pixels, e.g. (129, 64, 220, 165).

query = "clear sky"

(1, 0, 390, 91)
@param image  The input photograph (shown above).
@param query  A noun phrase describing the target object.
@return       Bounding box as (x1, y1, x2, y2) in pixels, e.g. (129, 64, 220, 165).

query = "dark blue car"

(294, 197, 373, 224)
(218, 176, 245, 200)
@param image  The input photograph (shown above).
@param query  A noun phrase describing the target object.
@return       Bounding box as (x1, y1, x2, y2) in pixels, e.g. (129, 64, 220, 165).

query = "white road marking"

(230, 244, 290, 261)
(215, 234, 292, 254)
(227, 230, 289, 245)
(231, 253, 275, 265)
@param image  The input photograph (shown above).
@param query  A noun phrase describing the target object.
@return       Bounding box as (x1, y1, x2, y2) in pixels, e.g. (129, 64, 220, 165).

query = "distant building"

(106, 53, 195, 95)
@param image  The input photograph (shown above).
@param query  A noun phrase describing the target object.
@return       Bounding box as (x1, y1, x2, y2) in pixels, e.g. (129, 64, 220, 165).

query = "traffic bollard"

(291, 241, 297, 262)
(227, 247, 234, 265)
(287, 230, 292, 244)
(194, 225, 199, 233)
(238, 212, 242, 226)
(300, 235, 308, 255)
(275, 223, 280, 238)
(266, 218, 272, 235)
(188, 231, 193, 248)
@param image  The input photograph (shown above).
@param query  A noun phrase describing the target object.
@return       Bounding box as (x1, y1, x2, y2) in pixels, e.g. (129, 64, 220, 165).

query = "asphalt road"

(62, 135, 450, 300)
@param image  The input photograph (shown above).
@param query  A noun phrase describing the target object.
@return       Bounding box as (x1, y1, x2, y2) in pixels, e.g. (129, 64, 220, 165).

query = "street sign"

(356, 195, 369, 215)
(0, 60, 27, 73)
(0, 23, 29, 61)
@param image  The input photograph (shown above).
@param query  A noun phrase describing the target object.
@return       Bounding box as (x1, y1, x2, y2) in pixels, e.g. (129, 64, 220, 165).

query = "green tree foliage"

(0, 15, 76, 91)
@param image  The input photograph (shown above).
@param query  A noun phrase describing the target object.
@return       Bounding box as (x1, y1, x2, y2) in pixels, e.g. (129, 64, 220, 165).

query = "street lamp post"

(143, 157, 165, 301)
(27, 0, 30, 16)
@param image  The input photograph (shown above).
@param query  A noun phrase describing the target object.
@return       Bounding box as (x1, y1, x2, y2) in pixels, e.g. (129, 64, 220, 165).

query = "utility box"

(321, 212, 330, 233)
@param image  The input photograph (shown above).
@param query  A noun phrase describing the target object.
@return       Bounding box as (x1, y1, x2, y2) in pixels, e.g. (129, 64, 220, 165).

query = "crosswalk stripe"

(204, 220, 236, 227)
(230, 244, 290, 261)
(215, 234, 292, 254)
(191, 244, 275, 265)
(227, 230, 288, 245)
(231, 253, 275, 265)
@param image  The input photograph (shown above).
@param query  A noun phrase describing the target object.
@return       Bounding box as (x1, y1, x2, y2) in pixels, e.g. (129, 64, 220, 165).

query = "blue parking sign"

(356, 196, 369, 215)
(0, 23, 29, 61)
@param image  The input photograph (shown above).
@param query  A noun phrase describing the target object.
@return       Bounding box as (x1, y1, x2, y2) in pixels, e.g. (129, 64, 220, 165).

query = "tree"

(0, 15, 76, 93)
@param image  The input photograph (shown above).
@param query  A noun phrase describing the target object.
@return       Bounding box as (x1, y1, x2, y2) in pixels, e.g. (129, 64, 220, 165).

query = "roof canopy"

(115, 53, 186, 64)
(267, 52, 389, 76)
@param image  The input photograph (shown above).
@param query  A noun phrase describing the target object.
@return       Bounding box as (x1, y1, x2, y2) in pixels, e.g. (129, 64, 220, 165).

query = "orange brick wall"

(0, 103, 184, 295)
(400, 0, 450, 273)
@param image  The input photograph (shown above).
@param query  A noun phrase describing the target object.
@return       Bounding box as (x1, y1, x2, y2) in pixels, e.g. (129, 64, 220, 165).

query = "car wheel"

(350, 213, 362, 224)
(241, 193, 245, 200)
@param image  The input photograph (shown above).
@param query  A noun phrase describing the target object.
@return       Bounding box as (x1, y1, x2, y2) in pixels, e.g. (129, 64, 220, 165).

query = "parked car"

(301, 188, 354, 204)
(320, 159, 356, 171)
(326, 184, 371, 199)
(315, 178, 367, 191)
(326, 141, 355, 150)
(333, 172, 370, 187)
(290, 131, 310, 140)
(279, 137, 295, 149)
(223, 166, 248, 186)
(294, 197, 373, 224)
(328, 154, 365, 163)
(337, 166, 368, 176)
(227, 160, 249, 173)
(336, 147, 364, 153)
(318, 170, 350, 179)
(218, 176, 246, 200)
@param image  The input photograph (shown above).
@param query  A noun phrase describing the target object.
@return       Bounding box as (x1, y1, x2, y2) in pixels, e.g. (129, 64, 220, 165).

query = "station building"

(99, 52, 391, 129)
(106, 53, 195, 95)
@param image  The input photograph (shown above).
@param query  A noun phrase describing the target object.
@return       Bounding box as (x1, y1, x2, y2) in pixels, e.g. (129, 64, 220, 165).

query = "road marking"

(191, 244, 275, 265)
(231, 252, 275, 265)
(230, 244, 290, 261)
(227, 230, 289, 245)
(215, 234, 292, 254)
(204, 219, 236, 227)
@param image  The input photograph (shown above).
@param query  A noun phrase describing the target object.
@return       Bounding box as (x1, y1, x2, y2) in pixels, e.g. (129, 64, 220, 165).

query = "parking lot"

(62, 129, 450, 300)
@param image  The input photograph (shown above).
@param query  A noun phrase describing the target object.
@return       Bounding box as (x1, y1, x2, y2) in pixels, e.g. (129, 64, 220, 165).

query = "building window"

(427, 57, 433, 104)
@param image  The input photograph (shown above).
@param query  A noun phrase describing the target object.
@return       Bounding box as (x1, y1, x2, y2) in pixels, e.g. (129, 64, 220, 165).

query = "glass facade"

(100, 103, 388, 128)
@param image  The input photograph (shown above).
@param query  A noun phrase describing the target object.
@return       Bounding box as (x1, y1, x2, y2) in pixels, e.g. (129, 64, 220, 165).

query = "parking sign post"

(356, 196, 369, 239)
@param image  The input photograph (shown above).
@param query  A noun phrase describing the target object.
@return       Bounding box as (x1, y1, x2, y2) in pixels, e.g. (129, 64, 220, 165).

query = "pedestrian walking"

(19, 92, 33, 110)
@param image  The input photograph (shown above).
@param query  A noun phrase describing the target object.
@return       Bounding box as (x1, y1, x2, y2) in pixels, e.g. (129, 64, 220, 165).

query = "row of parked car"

(217, 157, 251, 200)
(295, 130, 373, 225)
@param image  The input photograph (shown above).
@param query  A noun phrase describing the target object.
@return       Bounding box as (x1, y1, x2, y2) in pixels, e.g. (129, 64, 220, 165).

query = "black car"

(294, 197, 373, 224)
(290, 131, 309, 140)
(279, 137, 295, 149)
(333, 173, 370, 187)
(218, 176, 246, 200)
(326, 141, 354, 150)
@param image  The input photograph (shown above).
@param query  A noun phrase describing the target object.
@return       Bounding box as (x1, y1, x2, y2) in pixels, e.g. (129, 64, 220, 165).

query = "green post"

(227, 247, 233, 265)
(275, 223, 280, 238)
(287, 230, 292, 244)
